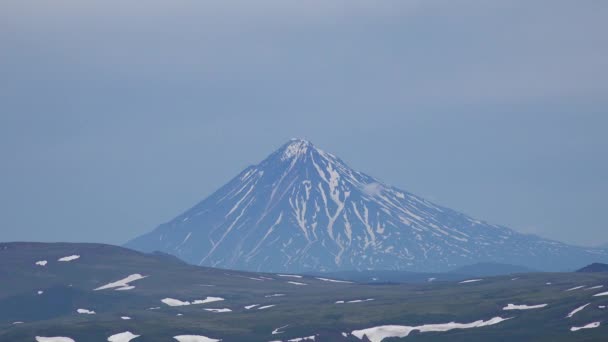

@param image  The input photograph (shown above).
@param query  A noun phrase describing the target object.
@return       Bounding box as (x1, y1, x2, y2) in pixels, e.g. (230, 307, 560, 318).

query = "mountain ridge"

(126, 139, 608, 272)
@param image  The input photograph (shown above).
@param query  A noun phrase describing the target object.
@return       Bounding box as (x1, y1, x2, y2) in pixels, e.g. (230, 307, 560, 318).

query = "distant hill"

(449, 263, 536, 277)
(577, 262, 608, 273)
(306, 270, 467, 284)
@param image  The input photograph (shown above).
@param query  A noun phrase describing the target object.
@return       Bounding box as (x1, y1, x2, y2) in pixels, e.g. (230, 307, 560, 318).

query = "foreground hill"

(1, 242, 608, 341)
(126, 139, 608, 273)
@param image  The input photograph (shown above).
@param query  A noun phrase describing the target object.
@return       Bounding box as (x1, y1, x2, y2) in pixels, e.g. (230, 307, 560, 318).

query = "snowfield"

(94, 274, 147, 291)
(107, 331, 140, 342)
(352, 317, 510, 342)
(503, 303, 547, 310)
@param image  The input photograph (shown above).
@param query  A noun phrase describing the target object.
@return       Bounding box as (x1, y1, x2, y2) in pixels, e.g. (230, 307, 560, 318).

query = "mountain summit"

(126, 139, 608, 272)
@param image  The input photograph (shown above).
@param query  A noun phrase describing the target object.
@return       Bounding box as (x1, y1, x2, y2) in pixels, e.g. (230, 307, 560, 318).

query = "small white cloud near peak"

(363, 182, 384, 197)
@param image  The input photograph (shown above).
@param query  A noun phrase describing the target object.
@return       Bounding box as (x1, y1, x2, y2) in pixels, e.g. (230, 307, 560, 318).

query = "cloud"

(363, 183, 384, 197)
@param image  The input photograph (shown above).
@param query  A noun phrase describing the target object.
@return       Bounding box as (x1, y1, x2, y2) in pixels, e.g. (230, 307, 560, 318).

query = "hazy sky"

(1, 1, 607, 247)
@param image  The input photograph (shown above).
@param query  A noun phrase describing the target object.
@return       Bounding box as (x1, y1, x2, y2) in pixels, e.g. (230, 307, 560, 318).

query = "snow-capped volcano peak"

(281, 138, 312, 160)
(126, 140, 608, 273)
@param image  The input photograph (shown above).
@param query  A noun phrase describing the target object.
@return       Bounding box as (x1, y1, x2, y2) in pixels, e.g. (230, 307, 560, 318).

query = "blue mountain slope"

(125, 139, 608, 272)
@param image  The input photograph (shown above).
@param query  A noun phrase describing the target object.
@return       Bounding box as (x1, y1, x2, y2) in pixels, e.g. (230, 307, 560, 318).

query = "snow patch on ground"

(173, 335, 221, 342)
(570, 322, 600, 332)
(95, 274, 147, 291)
(272, 325, 289, 335)
(503, 303, 547, 310)
(585, 285, 604, 290)
(336, 299, 374, 304)
(265, 294, 285, 298)
(162, 297, 224, 307)
(244, 304, 259, 309)
(121, 316, 131, 320)
(77, 308, 96, 314)
(459, 279, 483, 284)
(567, 303, 590, 318)
(287, 335, 316, 341)
(35, 260, 47, 266)
(116, 286, 135, 291)
(565, 285, 586, 291)
(37, 290, 44, 295)
(287, 281, 307, 286)
(277, 274, 303, 278)
(593, 291, 608, 297)
(107, 331, 140, 342)
(352, 317, 510, 342)
(315, 277, 352, 284)
(36, 337, 75, 342)
(258, 305, 276, 310)
(58, 255, 80, 262)
(204, 308, 232, 313)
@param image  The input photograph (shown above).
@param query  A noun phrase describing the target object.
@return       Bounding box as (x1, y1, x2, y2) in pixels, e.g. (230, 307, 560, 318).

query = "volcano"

(126, 139, 608, 272)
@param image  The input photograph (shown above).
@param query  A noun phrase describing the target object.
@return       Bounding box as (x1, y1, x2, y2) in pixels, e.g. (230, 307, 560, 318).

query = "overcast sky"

(1, 0, 607, 247)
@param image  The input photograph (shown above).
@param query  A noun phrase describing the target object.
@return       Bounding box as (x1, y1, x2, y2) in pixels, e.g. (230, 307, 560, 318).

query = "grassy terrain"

(1, 242, 607, 341)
